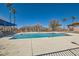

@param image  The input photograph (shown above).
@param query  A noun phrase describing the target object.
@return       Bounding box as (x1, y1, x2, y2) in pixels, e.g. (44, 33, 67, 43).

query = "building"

(0, 19, 16, 32)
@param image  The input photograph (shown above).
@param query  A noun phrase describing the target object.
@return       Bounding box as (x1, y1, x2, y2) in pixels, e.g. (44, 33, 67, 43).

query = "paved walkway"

(0, 33, 79, 56)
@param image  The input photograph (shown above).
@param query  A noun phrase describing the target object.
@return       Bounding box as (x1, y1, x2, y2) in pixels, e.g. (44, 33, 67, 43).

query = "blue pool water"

(11, 33, 69, 39)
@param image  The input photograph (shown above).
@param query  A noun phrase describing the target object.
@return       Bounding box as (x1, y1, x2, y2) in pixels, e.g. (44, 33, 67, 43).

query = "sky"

(0, 3, 79, 28)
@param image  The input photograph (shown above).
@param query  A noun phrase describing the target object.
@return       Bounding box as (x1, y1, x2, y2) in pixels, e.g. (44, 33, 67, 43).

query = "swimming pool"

(11, 33, 70, 39)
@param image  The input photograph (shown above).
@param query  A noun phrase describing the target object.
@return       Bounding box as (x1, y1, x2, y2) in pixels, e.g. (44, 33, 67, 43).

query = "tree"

(62, 18, 67, 30)
(5, 3, 13, 32)
(63, 18, 67, 22)
(72, 16, 77, 23)
(71, 16, 77, 31)
(5, 3, 13, 23)
(49, 19, 61, 31)
(12, 8, 16, 31)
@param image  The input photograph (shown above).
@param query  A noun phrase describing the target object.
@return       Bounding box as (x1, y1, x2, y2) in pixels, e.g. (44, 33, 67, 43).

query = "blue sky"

(0, 3, 79, 28)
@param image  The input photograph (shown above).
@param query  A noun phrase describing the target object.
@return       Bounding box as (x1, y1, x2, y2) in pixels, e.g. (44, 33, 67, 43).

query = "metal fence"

(36, 47, 79, 56)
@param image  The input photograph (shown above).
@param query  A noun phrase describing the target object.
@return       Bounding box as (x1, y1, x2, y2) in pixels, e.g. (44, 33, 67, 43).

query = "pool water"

(11, 33, 69, 39)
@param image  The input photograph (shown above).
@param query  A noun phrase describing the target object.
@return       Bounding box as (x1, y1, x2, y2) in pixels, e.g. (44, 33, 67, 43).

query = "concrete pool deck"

(0, 32, 79, 56)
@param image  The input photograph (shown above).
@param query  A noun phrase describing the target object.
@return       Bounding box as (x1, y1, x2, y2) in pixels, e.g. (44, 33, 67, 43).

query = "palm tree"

(71, 16, 77, 31)
(5, 3, 13, 32)
(12, 8, 16, 31)
(72, 16, 77, 23)
(5, 3, 12, 23)
(12, 8, 16, 24)
(62, 18, 67, 30)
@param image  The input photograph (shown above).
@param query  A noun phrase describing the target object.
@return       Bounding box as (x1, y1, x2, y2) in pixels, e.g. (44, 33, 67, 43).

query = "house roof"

(0, 19, 16, 26)
(68, 22, 79, 26)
